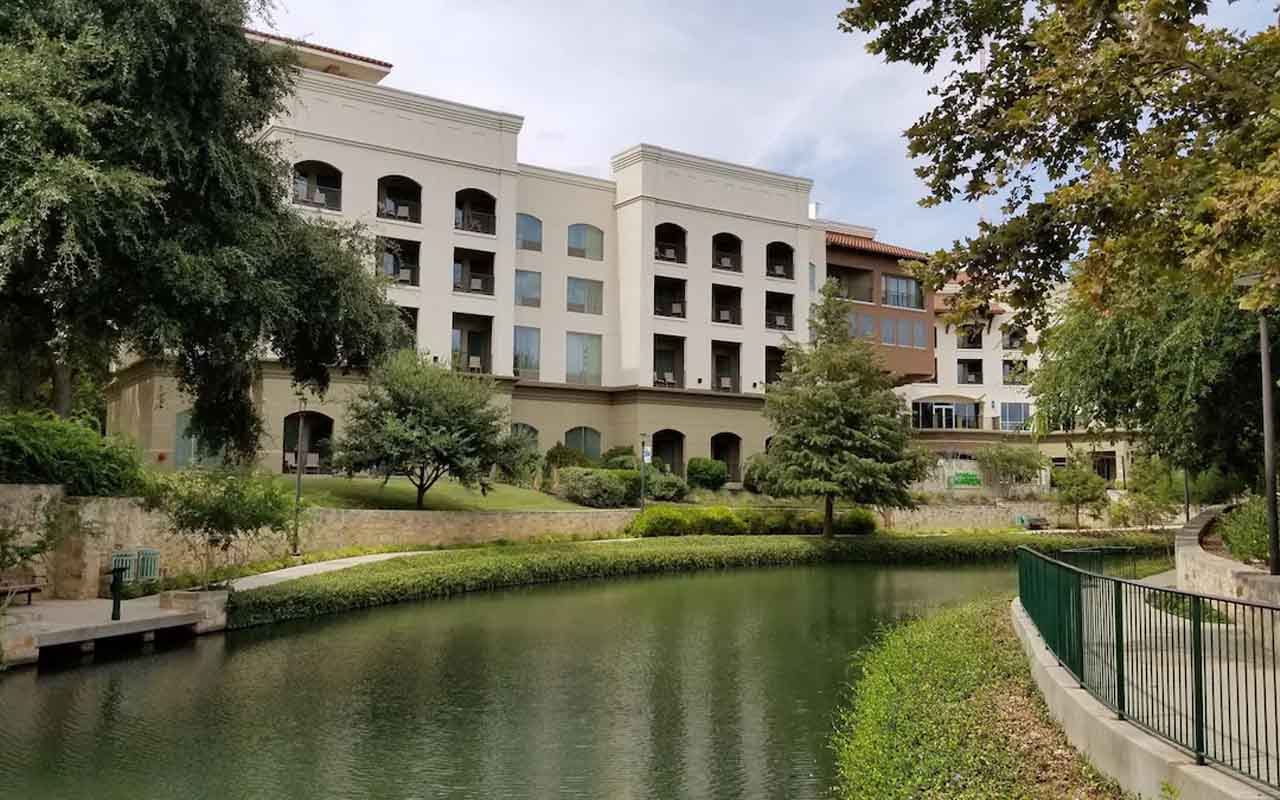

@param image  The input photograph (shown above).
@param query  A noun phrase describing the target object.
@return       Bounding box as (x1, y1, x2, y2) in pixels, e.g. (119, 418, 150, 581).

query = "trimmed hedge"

(646, 470, 689, 502)
(628, 505, 878, 537)
(0, 411, 142, 496)
(227, 532, 1173, 629)
(557, 467, 634, 507)
(686, 457, 729, 490)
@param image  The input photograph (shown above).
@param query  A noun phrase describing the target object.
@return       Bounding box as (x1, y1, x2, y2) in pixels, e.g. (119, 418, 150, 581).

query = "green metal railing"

(1019, 547, 1280, 791)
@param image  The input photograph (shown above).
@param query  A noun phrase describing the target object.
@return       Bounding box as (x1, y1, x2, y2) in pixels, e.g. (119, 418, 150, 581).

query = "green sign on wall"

(949, 471, 982, 488)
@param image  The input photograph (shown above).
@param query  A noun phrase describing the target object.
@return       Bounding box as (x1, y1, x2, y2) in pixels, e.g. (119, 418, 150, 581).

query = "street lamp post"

(639, 432, 649, 513)
(1236, 273, 1280, 575)
(292, 394, 307, 557)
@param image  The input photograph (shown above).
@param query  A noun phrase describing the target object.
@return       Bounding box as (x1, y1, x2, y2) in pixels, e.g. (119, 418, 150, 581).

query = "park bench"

(1015, 514, 1050, 531)
(1, 582, 42, 605)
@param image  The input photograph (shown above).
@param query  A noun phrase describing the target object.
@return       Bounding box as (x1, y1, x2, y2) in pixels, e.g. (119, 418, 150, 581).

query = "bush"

(601, 446, 637, 470)
(0, 412, 143, 497)
(687, 457, 729, 490)
(742, 453, 772, 494)
(834, 507, 879, 535)
(1191, 466, 1248, 505)
(1218, 496, 1270, 563)
(646, 470, 689, 501)
(545, 443, 595, 469)
(557, 467, 633, 508)
(629, 505, 875, 537)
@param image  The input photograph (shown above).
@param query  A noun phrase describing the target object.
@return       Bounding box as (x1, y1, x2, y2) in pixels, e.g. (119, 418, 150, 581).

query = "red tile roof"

(244, 29, 393, 69)
(826, 230, 927, 260)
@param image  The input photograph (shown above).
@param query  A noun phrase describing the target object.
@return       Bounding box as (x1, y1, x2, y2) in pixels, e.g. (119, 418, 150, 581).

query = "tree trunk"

(823, 494, 835, 538)
(416, 483, 427, 510)
(51, 360, 74, 418)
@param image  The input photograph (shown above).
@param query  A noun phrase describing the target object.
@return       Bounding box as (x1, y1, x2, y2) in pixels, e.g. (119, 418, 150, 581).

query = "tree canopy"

(332, 350, 534, 510)
(0, 0, 401, 457)
(763, 281, 932, 536)
(841, 0, 1280, 327)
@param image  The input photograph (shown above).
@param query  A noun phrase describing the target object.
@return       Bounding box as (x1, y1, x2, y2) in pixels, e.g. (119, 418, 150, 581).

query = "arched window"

(455, 188, 496, 234)
(564, 426, 602, 459)
(516, 213, 543, 251)
(567, 223, 604, 261)
(512, 422, 539, 441)
(293, 161, 342, 211)
(377, 175, 422, 223)
(712, 233, 742, 271)
(283, 411, 336, 474)
(654, 223, 687, 264)
(765, 241, 794, 279)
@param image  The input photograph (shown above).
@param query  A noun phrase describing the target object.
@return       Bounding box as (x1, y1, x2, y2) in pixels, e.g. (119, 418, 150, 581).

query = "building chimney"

(808, 201, 822, 220)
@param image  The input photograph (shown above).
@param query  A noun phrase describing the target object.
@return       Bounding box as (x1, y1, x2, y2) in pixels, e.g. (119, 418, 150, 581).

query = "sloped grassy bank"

(227, 531, 1169, 629)
(833, 597, 1125, 800)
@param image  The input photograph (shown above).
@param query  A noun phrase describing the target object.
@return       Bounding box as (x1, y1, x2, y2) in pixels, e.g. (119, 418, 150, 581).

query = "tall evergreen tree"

(0, 1, 400, 457)
(763, 281, 931, 537)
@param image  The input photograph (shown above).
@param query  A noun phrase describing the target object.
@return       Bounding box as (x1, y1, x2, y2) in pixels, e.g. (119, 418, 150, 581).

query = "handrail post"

(1074, 571, 1085, 685)
(1114, 581, 1126, 720)
(1191, 595, 1207, 766)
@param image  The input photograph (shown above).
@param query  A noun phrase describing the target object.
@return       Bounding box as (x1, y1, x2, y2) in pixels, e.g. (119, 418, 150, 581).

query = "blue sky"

(262, 0, 1276, 251)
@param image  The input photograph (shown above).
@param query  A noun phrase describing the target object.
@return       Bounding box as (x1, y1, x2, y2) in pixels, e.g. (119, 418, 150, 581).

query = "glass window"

(1000, 402, 1032, 431)
(567, 277, 603, 314)
(809, 263, 817, 293)
(881, 318, 895, 345)
(957, 359, 984, 385)
(514, 270, 541, 307)
(882, 274, 924, 309)
(897, 319, 911, 347)
(957, 327, 983, 349)
(566, 332, 603, 386)
(516, 214, 542, 251)
(565, 426, 602, 459)
(860, 314, 876, 339)
(1002, 327, 1027, 350)
(847, 312, 858, 338)
(912, 320, 928, 348)
(1003, 359, 1028, 385)
(512, 422, 539, 441)
(514, 326, 540, 377)
(567, 224, 604, 260)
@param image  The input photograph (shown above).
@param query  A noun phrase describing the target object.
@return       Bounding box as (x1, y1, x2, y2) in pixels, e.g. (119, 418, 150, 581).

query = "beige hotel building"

(111, 32, 1113, 483)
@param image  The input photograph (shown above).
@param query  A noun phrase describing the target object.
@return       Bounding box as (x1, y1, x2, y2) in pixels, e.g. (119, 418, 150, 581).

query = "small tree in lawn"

(1053, 456, 1109, 529)
(143, 469, 292, 588)
(764, 281, 933, 537)
(975, 444, 1046, 498)
(333, 349, 520, 509)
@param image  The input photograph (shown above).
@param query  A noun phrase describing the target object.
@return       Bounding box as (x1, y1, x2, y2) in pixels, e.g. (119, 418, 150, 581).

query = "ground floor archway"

(283, 411, 335, 474)
(710, 432, 742, 482)
(652, 429, 685, 476)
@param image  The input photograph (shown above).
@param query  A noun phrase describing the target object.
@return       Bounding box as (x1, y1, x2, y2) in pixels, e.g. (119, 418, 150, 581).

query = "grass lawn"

(833, 596, 1125, 799)
(280, 475, 583, 511)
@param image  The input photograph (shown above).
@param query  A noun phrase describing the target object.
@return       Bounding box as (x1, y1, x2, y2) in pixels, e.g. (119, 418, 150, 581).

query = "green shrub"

(1218, 496, 1270, 563)
(627, 506, 693, 536)
(687, 457, 729, 490)
(557, 467, 634, 508)
(834, 507, 879, 535)
(646, 470, 689, 501)
(629, 505, 874, 536)
(0, 412, 142, 496)
(1191, 466, 1248, 505)
(546, 443, 595, 469)
(742, 453, 772, 494)
(601, 446, 637, 470)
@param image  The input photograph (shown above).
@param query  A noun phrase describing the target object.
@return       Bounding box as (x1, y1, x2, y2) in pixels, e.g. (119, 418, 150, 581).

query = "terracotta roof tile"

(245, 29, 393, 69)
(825, 230, 927, 260)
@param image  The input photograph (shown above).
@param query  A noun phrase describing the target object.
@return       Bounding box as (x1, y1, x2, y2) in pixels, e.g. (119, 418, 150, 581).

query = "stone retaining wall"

(884, 500, 1075, 531)
(1176, 505, 1280, 607)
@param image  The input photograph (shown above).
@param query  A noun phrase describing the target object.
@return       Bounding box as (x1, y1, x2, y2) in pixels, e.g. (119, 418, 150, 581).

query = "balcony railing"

(513, 365, 540, 381)
(713, 305, 741, 325)
(766, 262, 793, 280)
(378, 200, 420, 223)
(766, 310, 793, 331)
(712, 251, 742, 272)
(713, 374, 739, 393)
(453, 352, 491, 374)
(655, 243, 686, 263)
(390, 265, 420, 287)
(653, 369, 684, 388)
(841, 285, 874, 303)
(454, 272, 495, 295)
(958, 373, 984, 385)
(654, 298, 686, 318)
(294, 187, 342, 212)
(455, 208, 497, 235)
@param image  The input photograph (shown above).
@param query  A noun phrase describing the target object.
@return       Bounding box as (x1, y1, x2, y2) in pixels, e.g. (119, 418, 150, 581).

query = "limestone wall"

(884, 500, 1075, 531)
(1176, 506, 1280, 607)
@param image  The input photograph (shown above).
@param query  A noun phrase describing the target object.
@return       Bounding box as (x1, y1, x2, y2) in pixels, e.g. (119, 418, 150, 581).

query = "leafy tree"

(1031, 280, 1271, 481)
(332, 350, 522, 509)
(764, 280, 932, 536)
(974, 443, 1046, 497)
(1052, 457, 1109, 529)
(0, 1, 401, 457)
(840, 0, 1280, 329)
(142, 468, 291, 588)
(686, 457, 730, 491)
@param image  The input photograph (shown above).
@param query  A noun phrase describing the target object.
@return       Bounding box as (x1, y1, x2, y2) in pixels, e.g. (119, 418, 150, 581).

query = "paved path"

(229, 551, 438, 591)
(1140, 568, 1178, 588)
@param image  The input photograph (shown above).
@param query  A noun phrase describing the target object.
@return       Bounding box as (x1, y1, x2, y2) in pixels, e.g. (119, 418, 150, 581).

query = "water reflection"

(0, 564, 1013, 799)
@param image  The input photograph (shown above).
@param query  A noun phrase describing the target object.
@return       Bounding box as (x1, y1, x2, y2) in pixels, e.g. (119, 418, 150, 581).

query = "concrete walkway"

(1141, 568, 1178, 588)
(228, 551, 438, 591)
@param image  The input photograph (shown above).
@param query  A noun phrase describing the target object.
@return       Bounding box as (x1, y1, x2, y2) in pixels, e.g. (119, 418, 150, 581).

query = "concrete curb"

(1009, 598, 1270, 800)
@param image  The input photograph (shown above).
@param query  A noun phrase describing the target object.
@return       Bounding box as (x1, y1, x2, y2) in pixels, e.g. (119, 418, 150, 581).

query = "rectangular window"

(860, 314, 876, 339)
(567, 277, 603, 315)
(514, 270, 541, 308)
(882, 274, 924, 309)
(912, 320, 927, 348)
(1002, 359, 1028, 385)
(566, 332, 603, 385)
(1002, 328, 1027, 350)
(881, 318, 895, 345)
(897, 319, 911, 348)
(957, 358, 983, 385)
(1000, 402, 1032, 431)
(809, 263, 817, 293)
(513, 326, 540, 379)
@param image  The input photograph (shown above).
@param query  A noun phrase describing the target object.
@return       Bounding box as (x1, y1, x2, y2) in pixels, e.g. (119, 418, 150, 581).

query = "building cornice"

(267, 127, 520, 178)
(610, 144, 812, 193)
(295, 72, 524, 134)
(517, 163, 615, 193)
